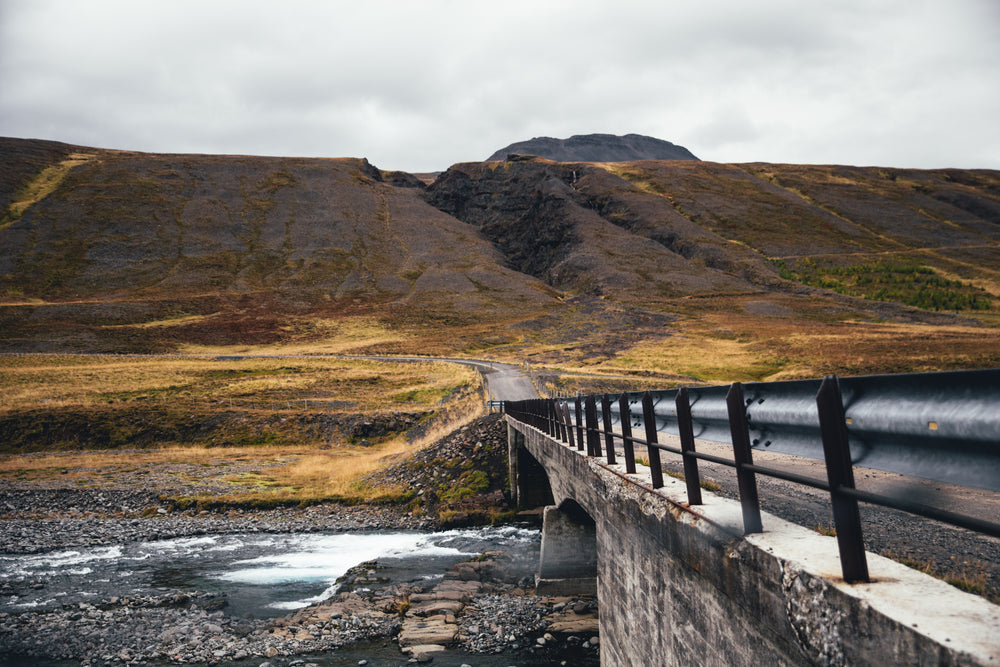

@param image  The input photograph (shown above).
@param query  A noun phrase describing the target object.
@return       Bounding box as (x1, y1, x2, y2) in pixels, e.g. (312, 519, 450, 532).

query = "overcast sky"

(1, 0, 998, 172)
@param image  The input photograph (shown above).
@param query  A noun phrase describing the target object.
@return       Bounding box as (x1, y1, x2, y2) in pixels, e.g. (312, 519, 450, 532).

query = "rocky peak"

(486, 133, 698, 163)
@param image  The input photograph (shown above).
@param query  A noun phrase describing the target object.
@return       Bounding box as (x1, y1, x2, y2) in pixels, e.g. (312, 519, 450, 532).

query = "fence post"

(585, 396, 602, 458)
(574, 398, 585, 452)
(552, 399, 568, 445)
(641, 392, 664, 489)
(619, 393, 637, 474)
(601, 394, 617, 465)
(563, 403, 576, 449)
(726, 382, 763, 533)
(816, 375, 870, 583)
(675, 387, 703, 506)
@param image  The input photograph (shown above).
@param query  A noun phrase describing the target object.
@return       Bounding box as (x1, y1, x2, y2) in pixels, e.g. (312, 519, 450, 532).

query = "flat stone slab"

(545, 609, 600, 635)
(398, 617, 458, 646)
(409, 599, 464, 617)
(432, 579, 482, 600)
(402, 643, 448, 655)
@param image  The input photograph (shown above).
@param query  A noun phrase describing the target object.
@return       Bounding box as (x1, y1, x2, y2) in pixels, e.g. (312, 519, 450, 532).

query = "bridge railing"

(505, 368, 1000, 583)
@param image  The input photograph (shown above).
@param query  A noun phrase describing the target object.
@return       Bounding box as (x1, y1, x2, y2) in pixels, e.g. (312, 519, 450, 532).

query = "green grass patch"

(438, 469, 490, 503)
(773, 258, 993, 311)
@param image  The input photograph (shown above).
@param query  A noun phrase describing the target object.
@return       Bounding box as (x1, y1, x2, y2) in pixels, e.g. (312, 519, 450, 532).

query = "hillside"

(486, 133, 698, 162)
(2, 137, 999, 379)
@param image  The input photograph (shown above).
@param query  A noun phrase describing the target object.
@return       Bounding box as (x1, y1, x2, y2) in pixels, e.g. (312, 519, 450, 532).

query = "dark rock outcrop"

(486, 133, 698, 163)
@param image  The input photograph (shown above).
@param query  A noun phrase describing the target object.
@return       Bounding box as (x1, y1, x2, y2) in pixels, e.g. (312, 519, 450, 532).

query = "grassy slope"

(0, 145, 558, 354)
(1, 141, 999, 472)
(0, 354, 486, 504)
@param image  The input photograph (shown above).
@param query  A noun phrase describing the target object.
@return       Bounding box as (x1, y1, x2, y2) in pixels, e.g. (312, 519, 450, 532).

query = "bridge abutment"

(507, 422, 554, 510)
(537, 501, 598, 595)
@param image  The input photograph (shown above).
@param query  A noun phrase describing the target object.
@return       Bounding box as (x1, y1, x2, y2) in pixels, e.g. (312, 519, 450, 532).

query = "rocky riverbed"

(0, 550, 600, 666)
(0, 415, 601, 666)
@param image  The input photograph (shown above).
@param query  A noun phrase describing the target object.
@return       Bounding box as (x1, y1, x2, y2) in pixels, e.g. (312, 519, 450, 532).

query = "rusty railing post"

(816, 375, 870, 583)
(555, 400, 568, 444)
(601, 394, 617, 465)
(562, 403, 575, 448)
(585, 395, 602, 457)
(675, 387, 703, 505)
(619, 393, 637, 474)
(727, 382, 763, 533)
(641, 391, 664, 489)
(574, 397, 585, 451)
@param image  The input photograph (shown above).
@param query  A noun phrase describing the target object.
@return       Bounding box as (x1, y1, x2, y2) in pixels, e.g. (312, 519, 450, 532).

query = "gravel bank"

(0, 415, 600, 666)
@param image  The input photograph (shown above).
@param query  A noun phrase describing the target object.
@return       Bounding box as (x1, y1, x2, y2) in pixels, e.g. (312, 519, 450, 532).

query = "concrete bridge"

(505, 414, 1000, 666)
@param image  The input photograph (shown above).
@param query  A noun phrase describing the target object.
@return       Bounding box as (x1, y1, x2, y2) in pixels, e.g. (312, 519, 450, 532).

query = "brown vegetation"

(1, 138, 998, 501)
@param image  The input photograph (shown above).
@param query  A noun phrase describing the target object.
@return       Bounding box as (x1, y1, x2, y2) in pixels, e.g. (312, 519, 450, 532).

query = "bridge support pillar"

(536, 503, 597, 596)
(507, 421, 554, 510)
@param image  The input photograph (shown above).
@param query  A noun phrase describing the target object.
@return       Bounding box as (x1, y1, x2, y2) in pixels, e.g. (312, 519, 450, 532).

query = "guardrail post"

(601, 394, 617, 465)
(816, 375, 870, 583)
(585, 396, 602, 457)
(618, 394, 637, 474)
(727, 382, 763, 533)
(554, 400, 567, 443)
(562, 403, 576, 448)
(675, 387, 703, 506)
(641, 392, 665, 489)
(574, 398, 585, 452)
(560, 400, 570, 444)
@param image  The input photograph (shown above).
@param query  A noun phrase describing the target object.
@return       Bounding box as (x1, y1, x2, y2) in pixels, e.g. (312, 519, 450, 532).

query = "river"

(0, 526, 601, 666)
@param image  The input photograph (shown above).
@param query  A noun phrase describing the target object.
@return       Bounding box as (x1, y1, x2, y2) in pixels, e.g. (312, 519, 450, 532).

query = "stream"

(0, 526, 540, 618)
(0, 526, 601, 665)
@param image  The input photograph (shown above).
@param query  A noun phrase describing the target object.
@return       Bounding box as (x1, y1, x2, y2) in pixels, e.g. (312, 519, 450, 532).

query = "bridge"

(500, 369, 1000, 666)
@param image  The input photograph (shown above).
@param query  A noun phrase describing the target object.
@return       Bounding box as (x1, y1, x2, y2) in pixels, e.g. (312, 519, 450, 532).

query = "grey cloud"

(1, 0, 997, 171)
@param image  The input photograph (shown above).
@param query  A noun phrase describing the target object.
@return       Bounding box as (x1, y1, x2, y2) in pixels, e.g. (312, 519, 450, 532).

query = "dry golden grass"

(0, 353, 485, 504)
(0, 354, 476, 414)
(579, 304, 1000, 383)
(1, 152, 96, 231)
(177, 316, 413, 356)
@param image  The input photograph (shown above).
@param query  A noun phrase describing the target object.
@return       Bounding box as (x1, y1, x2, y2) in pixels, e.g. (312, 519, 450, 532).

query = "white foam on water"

(269, 599, 312, 610)
(138, 535, 219, 554)
(13, 597, 57, 609)
(215, 531, 488, 610)
(0, 545, 124, 577)
(219, 532, 452, 586)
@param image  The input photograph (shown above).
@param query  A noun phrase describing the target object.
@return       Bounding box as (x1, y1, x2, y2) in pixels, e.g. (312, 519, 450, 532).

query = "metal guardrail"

(505, 368, 1000, 584)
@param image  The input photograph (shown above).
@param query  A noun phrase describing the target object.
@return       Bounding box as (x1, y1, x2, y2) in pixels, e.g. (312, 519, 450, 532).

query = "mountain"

(486, 133, 699, 162)
(2, 137, 999, 378)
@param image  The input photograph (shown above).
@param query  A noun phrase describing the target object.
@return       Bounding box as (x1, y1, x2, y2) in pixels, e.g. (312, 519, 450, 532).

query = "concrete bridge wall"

(507, 418, 1000, 667)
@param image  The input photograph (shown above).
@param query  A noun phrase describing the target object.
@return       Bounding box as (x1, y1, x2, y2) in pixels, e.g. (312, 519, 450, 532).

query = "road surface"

(478, 362, 539, 402)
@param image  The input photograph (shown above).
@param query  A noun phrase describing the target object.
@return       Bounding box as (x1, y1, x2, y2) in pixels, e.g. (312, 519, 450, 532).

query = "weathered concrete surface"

(508, 423, 555, 510)
(508, 417, 1000, 666)
(537, 503, 599, 595)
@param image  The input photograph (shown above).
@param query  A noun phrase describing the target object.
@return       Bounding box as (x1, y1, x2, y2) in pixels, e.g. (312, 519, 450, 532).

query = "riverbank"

(0, 544, 600, 666)
(1, 415, 600, 665)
